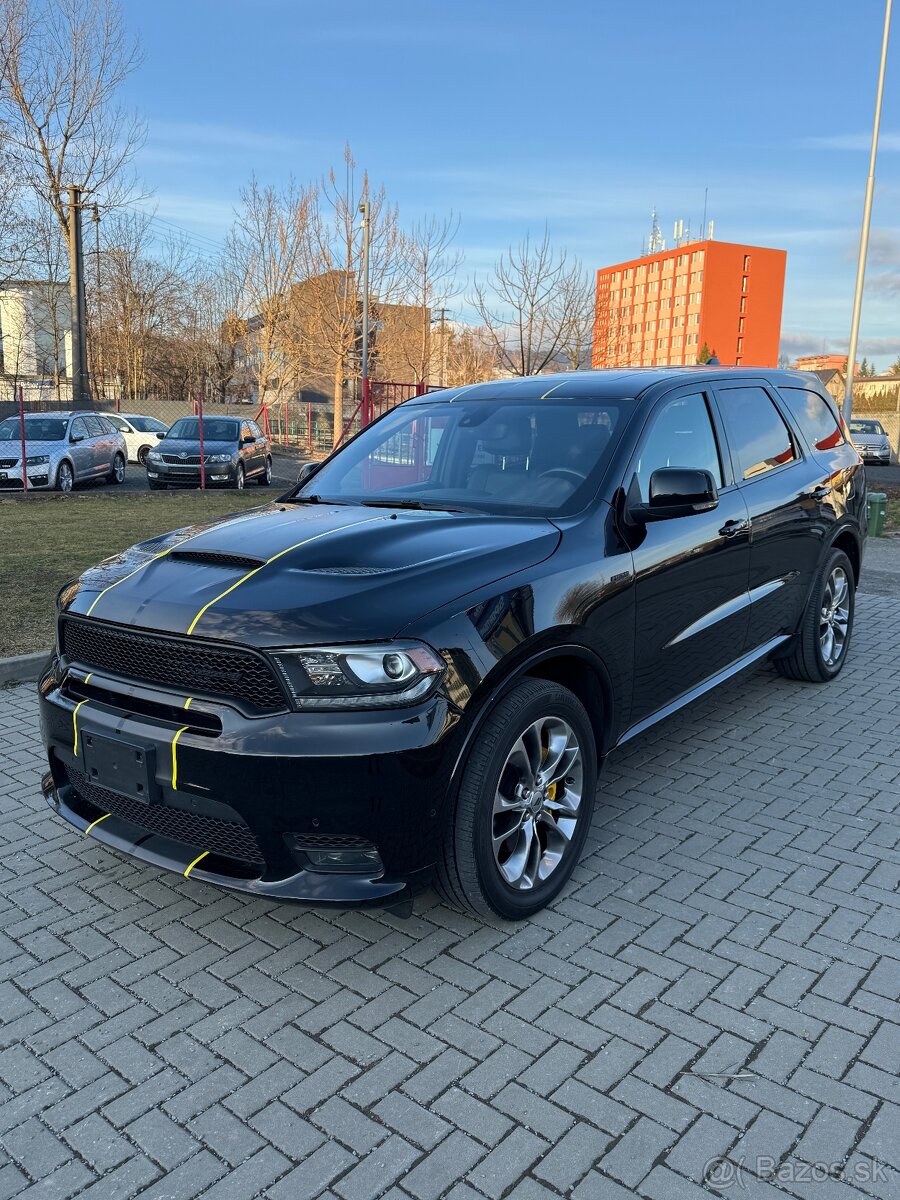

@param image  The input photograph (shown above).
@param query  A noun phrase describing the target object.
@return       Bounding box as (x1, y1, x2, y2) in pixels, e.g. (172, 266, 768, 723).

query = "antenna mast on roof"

(648, 207, 664, 254)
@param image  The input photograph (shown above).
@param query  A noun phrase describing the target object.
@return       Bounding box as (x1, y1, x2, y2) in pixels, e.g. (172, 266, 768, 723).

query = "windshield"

(167, 417, 237, 441)
(850, 420, 884, 435)
(0, 416, 68, 441)
(129, 415, 168, 433)
(293, 399, 625, 516)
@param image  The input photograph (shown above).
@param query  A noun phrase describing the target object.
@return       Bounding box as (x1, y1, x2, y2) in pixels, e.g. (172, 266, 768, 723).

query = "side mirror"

(297, 461, 318, 485)
(156, 431, 166, 440)
(631, 467, 719, 523)
(70, 432, 84, 443)
(241, 435, 255, 446)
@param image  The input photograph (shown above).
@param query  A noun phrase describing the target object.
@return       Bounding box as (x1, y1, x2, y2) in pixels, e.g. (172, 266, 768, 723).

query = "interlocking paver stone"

(0, 584, 897, 1198)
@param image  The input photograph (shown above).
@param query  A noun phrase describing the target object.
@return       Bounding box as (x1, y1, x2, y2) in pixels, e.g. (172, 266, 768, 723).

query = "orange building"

(792, 354, 856, 373)
(592, 239, 786, 369)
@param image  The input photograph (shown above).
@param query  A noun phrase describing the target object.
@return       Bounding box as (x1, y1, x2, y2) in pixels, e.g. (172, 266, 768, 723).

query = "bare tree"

(443, 324, 498, 386)
(226, 176, 309, 410)
(472, 229, 591, 375)
(297, 144, 401, 446)
(0, 0, 144, 237)
(27, 205, 69, 400)
(395, 213, 462, 384)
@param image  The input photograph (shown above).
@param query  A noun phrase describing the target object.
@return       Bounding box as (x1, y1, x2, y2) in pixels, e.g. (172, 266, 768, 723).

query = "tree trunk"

(332, 358, 344, 449)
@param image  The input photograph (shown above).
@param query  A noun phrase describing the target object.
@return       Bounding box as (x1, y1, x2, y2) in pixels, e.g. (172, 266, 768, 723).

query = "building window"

(738, 317, 745, 333)
(737, 337, 744, 355)
(740, 296, 747, 313)
(741, 276, 748, 292)
(743, 254, 751, 271)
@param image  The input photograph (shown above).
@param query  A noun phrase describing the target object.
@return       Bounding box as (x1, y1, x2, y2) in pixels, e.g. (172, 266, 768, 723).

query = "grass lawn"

(887, 497, 900, 533)
(1, 491, 271, 658)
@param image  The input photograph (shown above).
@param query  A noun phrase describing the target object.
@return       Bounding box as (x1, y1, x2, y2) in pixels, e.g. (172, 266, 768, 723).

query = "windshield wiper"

(360, 498, 469, 513)
(284, 494, 352, 505)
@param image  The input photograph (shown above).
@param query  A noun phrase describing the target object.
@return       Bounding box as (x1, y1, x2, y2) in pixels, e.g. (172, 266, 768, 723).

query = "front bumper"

(858, 448, 891, 463)
(146, 462, 239, 487)
(0, 465, 52, 490)
(39, 657, 462, 906)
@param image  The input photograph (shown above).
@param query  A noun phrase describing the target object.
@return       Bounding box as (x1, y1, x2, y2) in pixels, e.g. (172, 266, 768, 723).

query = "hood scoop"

(170, 549, 266, 570)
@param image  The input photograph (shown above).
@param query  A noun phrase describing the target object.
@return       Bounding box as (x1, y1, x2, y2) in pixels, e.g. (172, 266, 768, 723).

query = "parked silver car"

(0, 411, 127, 491)
(849, 418, 891, 464)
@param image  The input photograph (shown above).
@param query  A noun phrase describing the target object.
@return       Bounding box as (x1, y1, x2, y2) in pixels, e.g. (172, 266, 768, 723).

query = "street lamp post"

(359, 200, 371, 425)
(843, 0, 893, 424)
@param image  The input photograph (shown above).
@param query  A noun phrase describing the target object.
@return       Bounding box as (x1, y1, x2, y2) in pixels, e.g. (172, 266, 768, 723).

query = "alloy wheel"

(820, 566, 850, 667)
(57, 462, 73, 492)
(491, 716, 584, 890)
(236, 466, 244, 490)
(113, 455, 125, 483)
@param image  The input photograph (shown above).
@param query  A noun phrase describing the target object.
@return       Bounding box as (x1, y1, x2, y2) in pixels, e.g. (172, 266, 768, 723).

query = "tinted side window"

(633, 392, 723, 501)
(84, 415, 105, 437)
(717, 386, 796, 480)
(241, 423, 253, 441)
(777, 387, 844, 452)
(70, 417, 88, 439)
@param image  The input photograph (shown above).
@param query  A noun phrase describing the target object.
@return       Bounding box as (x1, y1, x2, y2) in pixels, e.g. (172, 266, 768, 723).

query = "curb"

(0, 652, 48, 686)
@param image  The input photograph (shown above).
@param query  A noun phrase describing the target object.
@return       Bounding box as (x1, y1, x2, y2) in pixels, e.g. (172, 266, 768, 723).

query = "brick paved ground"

(0, 586, 897, 1198)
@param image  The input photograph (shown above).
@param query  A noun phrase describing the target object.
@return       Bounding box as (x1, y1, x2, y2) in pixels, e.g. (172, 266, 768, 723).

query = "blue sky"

(121, 0, 900, 367)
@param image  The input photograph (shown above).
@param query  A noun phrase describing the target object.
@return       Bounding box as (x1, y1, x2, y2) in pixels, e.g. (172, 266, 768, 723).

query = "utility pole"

(358, 200, 371, 425)
(66, 186, 91, 407)
(843, 0, 892, 424)
(432, 307, 449, 387)
(91, 204, 103, 404)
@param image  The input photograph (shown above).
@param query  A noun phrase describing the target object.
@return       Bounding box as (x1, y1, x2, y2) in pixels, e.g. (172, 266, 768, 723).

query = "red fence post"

(18, 385, 27, 494)
(197, 390, 206, 490)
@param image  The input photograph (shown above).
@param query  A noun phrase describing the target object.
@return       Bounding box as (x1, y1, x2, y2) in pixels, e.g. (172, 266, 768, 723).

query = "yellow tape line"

(185, 516, 384, 636)
(84, 672, 92, 684)
(171, 725, 189, 790)
(184, 697, 193, 709)
(84, 813, 111, 837)
(72, 699, 88, 755)
(183, 850, 209, 878)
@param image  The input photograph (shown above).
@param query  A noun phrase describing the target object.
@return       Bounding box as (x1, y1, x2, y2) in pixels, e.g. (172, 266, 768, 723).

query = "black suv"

(145, 415, 272, 489)
(40, 369, 865, 919)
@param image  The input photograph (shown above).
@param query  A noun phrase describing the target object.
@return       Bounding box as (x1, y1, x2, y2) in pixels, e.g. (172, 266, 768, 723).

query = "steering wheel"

(537, 468, 587, 485)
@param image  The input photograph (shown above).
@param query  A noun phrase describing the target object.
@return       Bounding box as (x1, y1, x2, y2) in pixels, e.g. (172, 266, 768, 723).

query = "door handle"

(719, 518, 750, 538)
(805, 485, 831, 501)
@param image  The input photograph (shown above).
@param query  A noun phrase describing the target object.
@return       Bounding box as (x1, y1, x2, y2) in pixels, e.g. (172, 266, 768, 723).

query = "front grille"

(0, 457, 18, 469)
(162, 453, 203, 465)
(67, 765, 265, 865)
(170, 550, 265, 570)
(290, 834, 375, 849)
(60, 617, 287, 712)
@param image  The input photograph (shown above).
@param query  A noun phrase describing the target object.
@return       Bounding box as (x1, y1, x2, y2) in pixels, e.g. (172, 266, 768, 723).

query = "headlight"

(207, 453, 234, 463)
(270, 642, 445, 710)
(146, 451, 161, 462)
(26, 455, 49, 466)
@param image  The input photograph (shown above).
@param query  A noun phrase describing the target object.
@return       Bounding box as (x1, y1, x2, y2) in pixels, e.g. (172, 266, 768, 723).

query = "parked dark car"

(0, 410, 127, 491)
(145, 415, 272, 489)
(40, 369, 865, 919)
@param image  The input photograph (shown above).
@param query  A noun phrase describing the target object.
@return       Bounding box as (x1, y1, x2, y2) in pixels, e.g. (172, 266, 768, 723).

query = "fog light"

(286, 834, 383, 875)
(148, 471, 159, 478)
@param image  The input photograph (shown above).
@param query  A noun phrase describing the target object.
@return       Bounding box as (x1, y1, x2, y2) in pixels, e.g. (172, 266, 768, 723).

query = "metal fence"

(0, 379, 429, 495)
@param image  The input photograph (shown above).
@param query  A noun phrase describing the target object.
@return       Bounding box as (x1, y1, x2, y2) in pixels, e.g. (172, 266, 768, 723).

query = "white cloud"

(800, 132, 900, 152)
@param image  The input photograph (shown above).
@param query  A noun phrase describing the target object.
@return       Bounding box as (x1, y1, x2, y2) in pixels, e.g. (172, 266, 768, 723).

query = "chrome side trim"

(667, 578, 788, 647)
(616, 635, 791, 747)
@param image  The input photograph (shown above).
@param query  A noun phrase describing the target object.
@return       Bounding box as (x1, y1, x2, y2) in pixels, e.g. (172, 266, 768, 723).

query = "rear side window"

(777, 388, 844, 452)
(717, 386, 796, 480)
(84, 415, 105, 437)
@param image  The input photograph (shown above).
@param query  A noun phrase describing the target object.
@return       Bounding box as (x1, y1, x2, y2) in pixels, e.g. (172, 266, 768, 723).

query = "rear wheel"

(56, 461, 74, 492)
(774, 548, 855, 682)
(435, 678, 597, 919)
(109, 453, 125, 485)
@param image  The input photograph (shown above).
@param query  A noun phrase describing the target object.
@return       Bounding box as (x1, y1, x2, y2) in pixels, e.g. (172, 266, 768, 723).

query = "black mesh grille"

(170, 550, 264, 570)
(0, 458, 17, 469)
(290, 834, 375, 849)
(60, 617, 287, 712)
(162, 453, 203, 464)
(67, 765, 265, 865)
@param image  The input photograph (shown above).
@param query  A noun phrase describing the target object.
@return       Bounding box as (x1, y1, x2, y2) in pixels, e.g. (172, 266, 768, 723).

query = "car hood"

(155, 438, 236, 453)
(62, 501, 562, 645)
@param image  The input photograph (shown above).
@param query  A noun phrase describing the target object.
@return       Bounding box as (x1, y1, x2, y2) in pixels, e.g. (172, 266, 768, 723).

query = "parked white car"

(849, 418, 891, 465)
(105, 413, 169, 465)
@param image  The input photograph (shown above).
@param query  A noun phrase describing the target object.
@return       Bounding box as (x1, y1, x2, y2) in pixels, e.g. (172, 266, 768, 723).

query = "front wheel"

(56, 461, 74, 492)
(256, 456, 273, 486)
(774, 548, 855, 682)
(137, 445, 151, 466)
(235, 464, 245, 490)
(435, 679, 597, 919)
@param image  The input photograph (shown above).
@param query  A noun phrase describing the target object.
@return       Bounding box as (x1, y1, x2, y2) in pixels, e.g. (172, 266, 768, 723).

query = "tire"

(435, 678, 597, 919)
(137, 446, 151, 466)
(108, 453, 125, 485)
(774, 548, 855, 682)
(235, 464, 245, 490)
(56, 461, 74, 492)
(256, 456, 273, 486)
